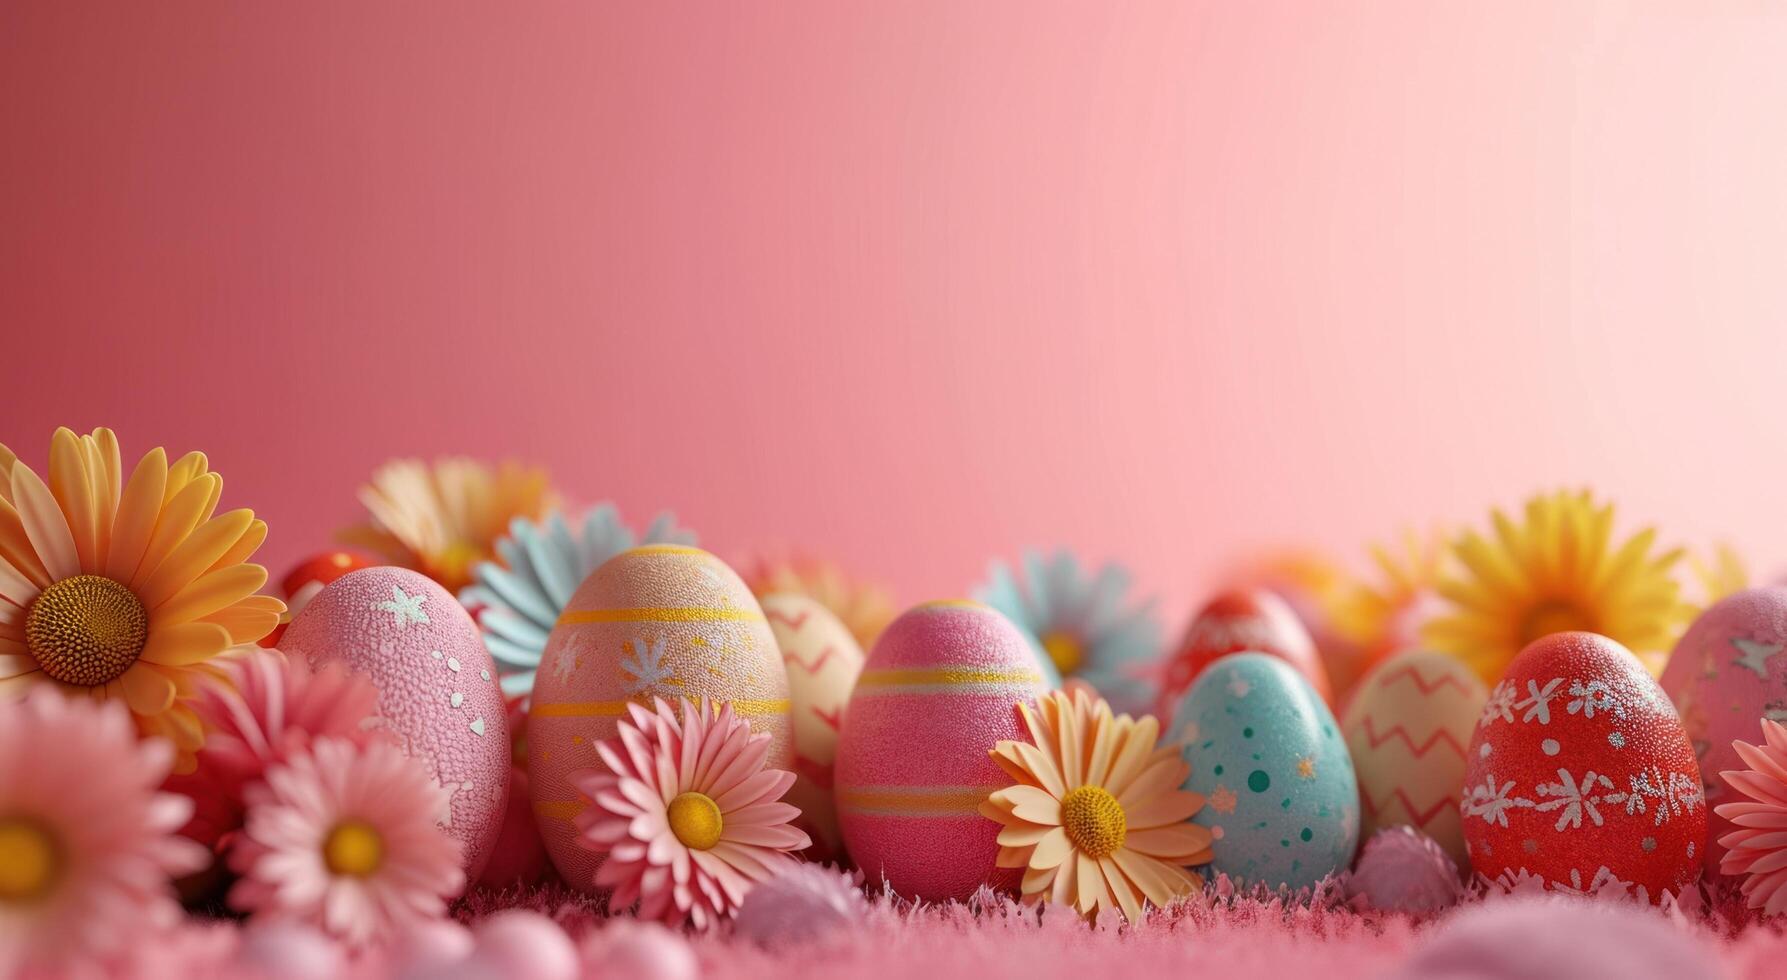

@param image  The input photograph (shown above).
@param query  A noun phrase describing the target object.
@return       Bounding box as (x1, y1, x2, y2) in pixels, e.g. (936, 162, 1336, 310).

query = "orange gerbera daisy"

(339, 457, 557, 592)
(981, 689, 1213, 923)
(0, 428, 283, 771)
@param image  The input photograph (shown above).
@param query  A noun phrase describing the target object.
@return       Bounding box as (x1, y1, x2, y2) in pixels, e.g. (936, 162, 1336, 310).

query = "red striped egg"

(833, 601, 1047, 901)
(1156, 588, 1328, 719)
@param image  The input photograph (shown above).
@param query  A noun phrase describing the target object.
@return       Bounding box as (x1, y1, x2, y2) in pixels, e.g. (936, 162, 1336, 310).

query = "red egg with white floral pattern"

(1461, 632, 1705, 899)
(1154, 588, 1329, 718)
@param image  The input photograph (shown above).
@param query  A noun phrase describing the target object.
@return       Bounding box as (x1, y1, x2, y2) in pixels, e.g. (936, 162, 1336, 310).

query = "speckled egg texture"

(280, 565, 510, 881)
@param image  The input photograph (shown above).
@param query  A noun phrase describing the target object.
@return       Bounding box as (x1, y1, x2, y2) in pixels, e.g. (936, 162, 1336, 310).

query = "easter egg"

(527, 545, 792, 892)
(1156, 589, 1330, 719)
(1341, 650, 1488, 864)
(281, 566, 510, 880)
(833, 600, 1048, 901)
(258, 550, 377, 647)
(1462, 632, 1705, 897)
(1171, 652, 1358, 889)
(1659, 587, 1787, 875)
(761, 592, 866, 863)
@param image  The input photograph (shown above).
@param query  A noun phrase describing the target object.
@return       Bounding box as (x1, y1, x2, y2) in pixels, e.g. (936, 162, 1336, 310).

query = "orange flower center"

(667, 791, 723, 851)
(323, 819, 386, 877)
(1060, 785, 1126, 859)
(1519, 600, 1596, 645)
(0, 817, 62, 902)
(1040, 630, 1085, 677)
(25, 575, 149, 686)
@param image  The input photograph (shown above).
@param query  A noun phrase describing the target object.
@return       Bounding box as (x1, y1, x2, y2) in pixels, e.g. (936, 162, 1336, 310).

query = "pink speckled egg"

(528, 545, 792, 892)
(1660, 586, 1787, 876)
(833, 600, 1048, 901)
(280, 566, 510, 882)
(762, 592, 865, 863)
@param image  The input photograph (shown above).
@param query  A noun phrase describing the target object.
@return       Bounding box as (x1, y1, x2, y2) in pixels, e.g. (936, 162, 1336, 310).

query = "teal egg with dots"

(1169, 652, 1359, 890)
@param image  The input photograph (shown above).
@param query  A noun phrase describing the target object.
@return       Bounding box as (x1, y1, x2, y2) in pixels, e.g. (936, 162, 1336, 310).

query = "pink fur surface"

(451, 877, 1787, 980)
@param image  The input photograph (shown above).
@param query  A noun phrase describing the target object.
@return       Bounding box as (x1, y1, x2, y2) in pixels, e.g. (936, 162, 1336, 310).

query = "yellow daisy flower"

(1422, 489, 1688, 684)
(0, 428, 284, 771)
(339, 457, 557, 593)
(1331, 527, 1449, 658)
(980, 689, 1213, 923)
(1689, 542, 1748, 609)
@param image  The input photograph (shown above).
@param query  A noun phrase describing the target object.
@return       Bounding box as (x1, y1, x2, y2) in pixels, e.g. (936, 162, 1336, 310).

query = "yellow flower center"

(0, 817, 61, 902)
(1040, 630, 1085, 677)
(25, 575, 150, 686)
(667, 791, 723, 851)
(1060, 785, 1126, 859)
(322, 819, 386, 877)
(1520, 600, 1596, 645)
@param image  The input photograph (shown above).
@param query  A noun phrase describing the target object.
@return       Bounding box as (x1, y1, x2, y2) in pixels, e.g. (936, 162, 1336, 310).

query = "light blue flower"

(461, 504, 696, 698)
(974, 549, 1163, 715)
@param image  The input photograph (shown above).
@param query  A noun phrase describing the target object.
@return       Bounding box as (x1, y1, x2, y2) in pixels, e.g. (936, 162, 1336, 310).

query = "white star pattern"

(1534, 768, 1616, 830)
(1463, 773, 1532, 828)
(1733, 637, 1782, 679)
(1481, 681, 1517, 726)
(1566, 679, 1623, 720)
(372, 585, 429, 629)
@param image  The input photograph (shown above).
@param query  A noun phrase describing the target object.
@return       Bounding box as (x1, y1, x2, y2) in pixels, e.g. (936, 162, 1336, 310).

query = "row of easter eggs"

(271, 543, 1757, 905)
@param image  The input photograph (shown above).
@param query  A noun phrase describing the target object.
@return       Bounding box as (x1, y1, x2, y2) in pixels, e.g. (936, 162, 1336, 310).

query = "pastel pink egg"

(833, 600, 1048, 901)
(762, 592, 865, 863)
(528, 545, 792, 892)
(1659, 586, 1787, 876)
(281, 566, 510, 882)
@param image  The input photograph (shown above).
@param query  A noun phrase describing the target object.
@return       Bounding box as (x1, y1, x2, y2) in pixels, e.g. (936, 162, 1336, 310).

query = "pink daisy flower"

(1717, 718, 1787, 914)
(571, 697, 811, 930)
(0, 687, 208, 976)
(168, 646, 385, 854)
(228, 736, 464, 946)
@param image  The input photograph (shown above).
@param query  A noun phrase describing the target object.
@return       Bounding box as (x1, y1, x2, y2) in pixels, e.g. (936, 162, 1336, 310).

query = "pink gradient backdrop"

(4, 3, 1787, 628)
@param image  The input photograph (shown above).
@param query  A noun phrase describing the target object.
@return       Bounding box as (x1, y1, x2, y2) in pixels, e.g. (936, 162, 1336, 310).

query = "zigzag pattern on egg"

(1341, 651, 1488, 865)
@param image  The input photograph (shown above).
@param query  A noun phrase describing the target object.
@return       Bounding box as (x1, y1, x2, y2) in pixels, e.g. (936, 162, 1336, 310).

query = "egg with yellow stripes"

(834, 600, 1048, 901)
(527, 545, 792, 892)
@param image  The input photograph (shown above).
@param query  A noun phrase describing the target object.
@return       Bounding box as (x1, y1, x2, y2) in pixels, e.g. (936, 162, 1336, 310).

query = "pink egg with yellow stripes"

(526, 545, 792, 892)
(834, 600, 1048, 901)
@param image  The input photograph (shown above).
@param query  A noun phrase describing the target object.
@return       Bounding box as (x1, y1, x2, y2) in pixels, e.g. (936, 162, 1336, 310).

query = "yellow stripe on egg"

(835, 785, 994, 817)
(555, 606, 765, 626)
(532, 698, 792, 718)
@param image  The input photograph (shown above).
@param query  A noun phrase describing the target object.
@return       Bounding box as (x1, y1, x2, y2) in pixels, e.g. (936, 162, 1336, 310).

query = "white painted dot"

(1542, 739, 1561, 756)
(1608, 731, 1626, 749)
(450, 692, 464, 708)
(480, 669, 490, 681)
(447, 657, 461, 672)
(469, 717, 486, 737)
(431, 650, 444, 660)
(1479, 743, 1492, 758)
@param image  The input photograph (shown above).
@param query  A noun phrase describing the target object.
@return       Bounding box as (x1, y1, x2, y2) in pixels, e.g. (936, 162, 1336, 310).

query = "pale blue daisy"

(461, 504, 696, 698)
(974, 549, 1163, 715)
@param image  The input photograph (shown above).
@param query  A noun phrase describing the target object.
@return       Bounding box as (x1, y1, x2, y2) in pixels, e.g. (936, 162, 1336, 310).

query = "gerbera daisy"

(339, 457, 558, 592)
(975, 549, 1161, 712)
(462, 505, 696, 698)
(229, 736, 463, 946)
(0, 427, 284, 771)
(1422, 489, 1688, 684)
(0, 687, 208, 976)
(1329, 528, 1450, 669)
(1716, 719, 1787, 915)
(570, 697, 810, 930)
(742, 554, 895, 650)
(168, 646, 385, 854)
(1689, 542, 1749, 609)
(980, 689, 1213, 923)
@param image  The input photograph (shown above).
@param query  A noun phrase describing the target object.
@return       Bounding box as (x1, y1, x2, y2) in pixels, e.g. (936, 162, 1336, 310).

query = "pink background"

(4, 3, 1787, 629)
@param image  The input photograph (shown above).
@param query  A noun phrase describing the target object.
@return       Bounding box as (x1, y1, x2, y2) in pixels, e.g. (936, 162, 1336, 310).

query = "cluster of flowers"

(7, 424, 1787, 975)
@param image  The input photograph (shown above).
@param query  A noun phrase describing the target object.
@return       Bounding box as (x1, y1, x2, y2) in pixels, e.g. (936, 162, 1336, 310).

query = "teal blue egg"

(1170, 652, 1358, 890)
